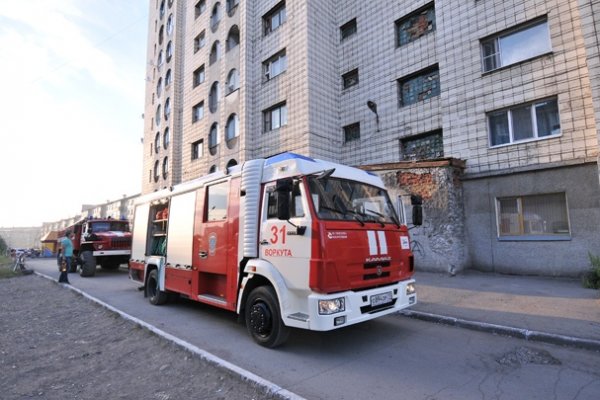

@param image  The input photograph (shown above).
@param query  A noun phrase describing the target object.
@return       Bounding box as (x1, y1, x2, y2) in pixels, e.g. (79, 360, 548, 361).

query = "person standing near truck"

(59, 230, 73, 284)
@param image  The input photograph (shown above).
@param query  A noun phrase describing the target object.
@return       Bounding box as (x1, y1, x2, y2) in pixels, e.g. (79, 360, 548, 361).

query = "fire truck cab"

(129, 153, 418, 347)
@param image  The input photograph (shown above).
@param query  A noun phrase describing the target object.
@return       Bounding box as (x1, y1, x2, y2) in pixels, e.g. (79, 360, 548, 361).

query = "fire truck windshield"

(89, 221, 130, 233)
(307, 176, 399, 225)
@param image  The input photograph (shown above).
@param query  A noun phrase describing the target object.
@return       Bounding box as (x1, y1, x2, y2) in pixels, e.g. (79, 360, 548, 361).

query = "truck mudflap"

(291, 279, 416, 331)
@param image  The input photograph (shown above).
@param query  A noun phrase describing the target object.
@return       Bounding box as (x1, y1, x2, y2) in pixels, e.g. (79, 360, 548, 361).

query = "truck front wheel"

(146, 269, 168, 305)
(79, 251, 96, 277)
(245, 286, 290, 348)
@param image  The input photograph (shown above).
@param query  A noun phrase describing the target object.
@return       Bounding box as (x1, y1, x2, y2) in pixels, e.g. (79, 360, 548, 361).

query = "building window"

(226, 68, 239, 94)
(263, 102, 287, 133)
(194, 30, 206, 53)
(226, 114, 239, 141)
(210, 2, 221, 31)
(195, 0, 206, 18)
(226, 159, 238, 169)
(488, 98, 560, 147)
(153, 160, 160, 182)
(263, 1, 286, 36)
(340, 18, 357, 41)
(166, 14, 174, 36)
(159, 0, 166, 19)
(192, 101, 204, 123)
(163, 127, 170, 149)
(395, 3, 436, 47)
(164, 97, 171, 121)
(193, 65, 205, 87)
(165, 69, 172, 86)
(400, 130, 443, 160)
(209, 165, 217, 173)
(226, 25, 240, 51)
(191, 139, 203, 160)
(497, 193, 570, 238)
(263, 49, 287, 81)
(154, 132, 161, 153)
(209, 123, 219, 148)
(209, 82, 219, 113)
(162, 157, 169, 179)
(481, 18, 551, 72)
(158, 25, 164, 45)
(157, 50, 164, 71)
(155, 104, 161, 127)
(342, 68, 359, 89)
(156, 77, 163, 98)
(343, 122, 360, 143)
(209, 41, 221, 65)
(226, 0, 239, 16)
(166, 41, 173, 63)
(398, 65, 440, 107)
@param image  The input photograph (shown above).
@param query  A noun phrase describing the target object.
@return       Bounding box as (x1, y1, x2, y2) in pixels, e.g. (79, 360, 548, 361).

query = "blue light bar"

(264, 152, 316, 166)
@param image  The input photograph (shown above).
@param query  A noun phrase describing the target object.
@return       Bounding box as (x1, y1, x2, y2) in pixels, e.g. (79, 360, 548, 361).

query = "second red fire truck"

(129, 153, 420, 347)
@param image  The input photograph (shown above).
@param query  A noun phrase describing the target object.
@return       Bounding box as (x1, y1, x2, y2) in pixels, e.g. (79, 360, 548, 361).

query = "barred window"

(400, 130, 443, 160)
(398, 65, 440, 107)
(340, 18, 357, 41)
(396, 3, 435, 47)
(343, 122, 360, 143)
(497, 193, 570, 238)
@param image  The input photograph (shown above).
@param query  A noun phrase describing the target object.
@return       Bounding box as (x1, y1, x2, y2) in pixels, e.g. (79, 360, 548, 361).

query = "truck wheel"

(101, 260, 120, 270)
(79, 251, 96, 277)
(146, 269, 168, 305)
(245, 286, 290, 348)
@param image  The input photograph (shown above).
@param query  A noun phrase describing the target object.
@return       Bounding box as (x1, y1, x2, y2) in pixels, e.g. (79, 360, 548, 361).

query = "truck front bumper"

(287, 280, 416, 331)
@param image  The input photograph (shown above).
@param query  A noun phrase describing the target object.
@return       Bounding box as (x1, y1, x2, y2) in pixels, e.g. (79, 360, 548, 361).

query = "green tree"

(0, 235, 7, 256)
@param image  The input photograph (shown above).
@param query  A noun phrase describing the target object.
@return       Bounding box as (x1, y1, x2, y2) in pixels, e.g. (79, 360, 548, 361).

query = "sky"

(0, 1, 149, 227)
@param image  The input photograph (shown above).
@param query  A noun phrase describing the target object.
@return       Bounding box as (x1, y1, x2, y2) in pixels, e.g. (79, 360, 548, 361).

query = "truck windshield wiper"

(364, 209, 385, 227)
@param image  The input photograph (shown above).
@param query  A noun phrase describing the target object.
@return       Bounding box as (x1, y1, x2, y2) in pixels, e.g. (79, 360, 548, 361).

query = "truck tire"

(79, 251, 96, 277)
(245, 286, 290, 348)
(146, 269, 168, 305)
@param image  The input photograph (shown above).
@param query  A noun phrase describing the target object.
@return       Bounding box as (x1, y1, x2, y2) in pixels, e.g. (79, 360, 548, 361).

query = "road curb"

(401, 310, 600, 352)
(34, 271, 306, 400)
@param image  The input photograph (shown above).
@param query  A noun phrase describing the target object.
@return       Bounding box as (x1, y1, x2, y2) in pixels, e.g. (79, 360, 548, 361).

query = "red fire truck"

(129, 153, 420, 347)
(58, 217, 132, 277)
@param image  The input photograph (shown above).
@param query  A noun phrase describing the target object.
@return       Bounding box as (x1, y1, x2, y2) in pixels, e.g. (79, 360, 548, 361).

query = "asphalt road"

(29, 258, 600, 400)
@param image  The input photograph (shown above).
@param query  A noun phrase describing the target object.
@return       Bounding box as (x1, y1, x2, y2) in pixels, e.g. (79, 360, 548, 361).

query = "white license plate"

(370, 291, 393, 307)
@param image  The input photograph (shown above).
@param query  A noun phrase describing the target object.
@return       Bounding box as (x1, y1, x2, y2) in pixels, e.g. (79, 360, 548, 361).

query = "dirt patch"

(0, 275, 284, 400)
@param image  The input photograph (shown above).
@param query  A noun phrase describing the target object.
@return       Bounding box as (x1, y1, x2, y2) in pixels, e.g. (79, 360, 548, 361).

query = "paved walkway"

(403, 271, 600, 350)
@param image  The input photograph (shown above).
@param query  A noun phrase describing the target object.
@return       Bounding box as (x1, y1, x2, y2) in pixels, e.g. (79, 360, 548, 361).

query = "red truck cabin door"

(193, 179, 239, 310)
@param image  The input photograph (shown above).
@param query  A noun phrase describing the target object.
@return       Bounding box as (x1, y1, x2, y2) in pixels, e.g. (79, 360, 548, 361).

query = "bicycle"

(12, 252, 33, 275)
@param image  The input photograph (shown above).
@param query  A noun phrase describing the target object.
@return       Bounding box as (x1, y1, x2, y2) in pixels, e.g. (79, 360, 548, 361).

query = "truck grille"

(363, 260, 391, 280)
(110, 237, 132, 249)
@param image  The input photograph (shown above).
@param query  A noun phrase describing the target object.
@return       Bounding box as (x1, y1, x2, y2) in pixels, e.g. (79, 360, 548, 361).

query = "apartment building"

(141, 0, 600, 276)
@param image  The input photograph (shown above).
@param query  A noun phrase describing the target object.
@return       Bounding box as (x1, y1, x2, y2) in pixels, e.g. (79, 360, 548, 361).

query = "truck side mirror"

(411, 195, 423, 227)
(275, 178, 293, 220)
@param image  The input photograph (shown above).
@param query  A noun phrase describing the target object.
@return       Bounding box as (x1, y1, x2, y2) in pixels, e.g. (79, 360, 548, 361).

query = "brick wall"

(363, 159, 468, 274)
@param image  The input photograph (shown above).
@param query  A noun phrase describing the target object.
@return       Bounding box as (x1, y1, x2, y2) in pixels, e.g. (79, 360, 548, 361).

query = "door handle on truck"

(260, 240, 269, 245)
(198, 251, 208, 259)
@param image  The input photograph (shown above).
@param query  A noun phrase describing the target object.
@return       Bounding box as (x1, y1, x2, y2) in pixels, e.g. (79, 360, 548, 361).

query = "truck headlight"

(318, 298, 345, 315)
(97, 244, 104, 250)
(406, 283, 416, 295)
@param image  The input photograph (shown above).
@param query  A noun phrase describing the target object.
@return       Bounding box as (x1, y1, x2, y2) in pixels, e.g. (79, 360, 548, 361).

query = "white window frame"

(488, 97, 561, 147)
(481, 19, 551, 72)
(263, 50, 287, 81)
